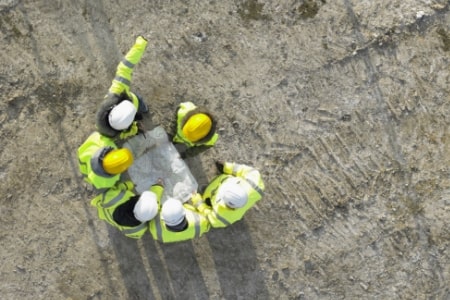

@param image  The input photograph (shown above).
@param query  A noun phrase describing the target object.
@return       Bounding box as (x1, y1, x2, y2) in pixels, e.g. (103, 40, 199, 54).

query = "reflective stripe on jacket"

(77, 132, 119, 190)
(149, 204, 210, 243)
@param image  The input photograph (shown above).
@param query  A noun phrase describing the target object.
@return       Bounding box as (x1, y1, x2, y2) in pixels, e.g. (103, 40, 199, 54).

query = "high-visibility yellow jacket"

(91, 182, 164, 239)
(149, 203, 210, 243)
(197, 162, 265, 228)
(77, 131, 119, 190)
(173, 101, 219, 147)
(96, 36, 148, 138)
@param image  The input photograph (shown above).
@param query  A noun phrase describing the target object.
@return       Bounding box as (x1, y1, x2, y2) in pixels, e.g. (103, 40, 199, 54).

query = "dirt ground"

(1, 0, 449, 299)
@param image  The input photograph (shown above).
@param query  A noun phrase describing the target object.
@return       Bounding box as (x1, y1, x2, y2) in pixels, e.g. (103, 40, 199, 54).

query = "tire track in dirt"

(256, 118, 390, 232)
(79, 1, 120, 75)
(324, 3, 450, 295)
(225, 10, 449, 291)
(343, 0, 405, 164)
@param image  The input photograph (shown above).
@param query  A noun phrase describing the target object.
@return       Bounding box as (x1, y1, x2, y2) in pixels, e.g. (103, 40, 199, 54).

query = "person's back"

(91, 180, 163, 239)
(194, 161, 265, 228)
(77, 131, 133, 190)
(172, 101, 219, 148)
(149, 198, 210, 243)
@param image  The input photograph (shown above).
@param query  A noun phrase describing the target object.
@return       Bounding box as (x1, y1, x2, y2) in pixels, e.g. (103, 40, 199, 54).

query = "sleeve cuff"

(136, 36, 148, 47)
(223, 162, 233, 174)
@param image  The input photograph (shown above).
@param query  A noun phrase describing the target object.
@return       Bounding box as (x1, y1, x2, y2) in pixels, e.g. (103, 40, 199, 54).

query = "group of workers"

(77, 36, 265, 243)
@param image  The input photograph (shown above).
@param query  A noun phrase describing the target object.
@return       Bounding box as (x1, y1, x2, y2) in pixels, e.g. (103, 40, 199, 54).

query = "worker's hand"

(119, 122, 139, 139)
(137, 35, 148, 42)
(123, 180, 135, 190)
(135, 35, 148, 47)
(156, 178, 164, 186)
(191, 192, 204, 208)
(137, 122, 146, 136)
(117, 180, 134, 191)
(215, 160, 225, 173)
(196, 202, 211, 214)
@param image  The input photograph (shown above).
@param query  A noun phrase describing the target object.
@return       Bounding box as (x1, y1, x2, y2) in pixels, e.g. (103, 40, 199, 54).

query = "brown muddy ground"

(1, 0, 449, 299)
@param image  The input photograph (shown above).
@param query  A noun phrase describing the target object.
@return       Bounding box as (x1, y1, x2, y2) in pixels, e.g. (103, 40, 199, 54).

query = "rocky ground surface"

(1, 0, 449, 299)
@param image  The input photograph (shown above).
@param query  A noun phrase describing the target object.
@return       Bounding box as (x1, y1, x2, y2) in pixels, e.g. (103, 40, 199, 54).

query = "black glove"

(215, 161, 224, 173)
(137, 122, 146, 137)
(156, 178, 164, 186)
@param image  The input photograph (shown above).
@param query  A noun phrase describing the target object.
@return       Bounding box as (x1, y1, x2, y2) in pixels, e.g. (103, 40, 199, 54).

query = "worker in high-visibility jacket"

(192, 161, 265, 228)
(96, 36, 149, 140)
(91, 179, 163, 239)
(172, 102, 219, 148)
(149, 197, 210, 243)
(77, 131, 134, 190)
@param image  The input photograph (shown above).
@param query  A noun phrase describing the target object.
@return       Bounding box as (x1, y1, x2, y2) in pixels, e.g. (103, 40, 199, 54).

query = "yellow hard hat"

(102, 148, 134, 175)
(182, 113, 212, 142)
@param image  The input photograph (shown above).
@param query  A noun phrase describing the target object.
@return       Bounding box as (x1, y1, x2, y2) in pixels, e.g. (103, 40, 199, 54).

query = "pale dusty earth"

(1, 0, 450, 299)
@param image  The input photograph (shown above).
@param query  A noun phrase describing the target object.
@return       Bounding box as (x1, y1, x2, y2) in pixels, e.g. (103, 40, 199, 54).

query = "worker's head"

(182, 113, 213, 142)
(161, 198, 186, 226)
(217, 177, 248, 208)
(108, 100, 137, 130)
(133, 191, 159, 223)
(102, 148, 134, 175)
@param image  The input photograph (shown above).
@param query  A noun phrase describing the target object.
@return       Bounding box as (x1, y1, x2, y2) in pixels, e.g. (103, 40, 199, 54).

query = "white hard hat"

(161, 198, 185, 226)
(217, 177, 248, 208)
(108, 100, 137, 130)
(133, 191, 158, 223)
